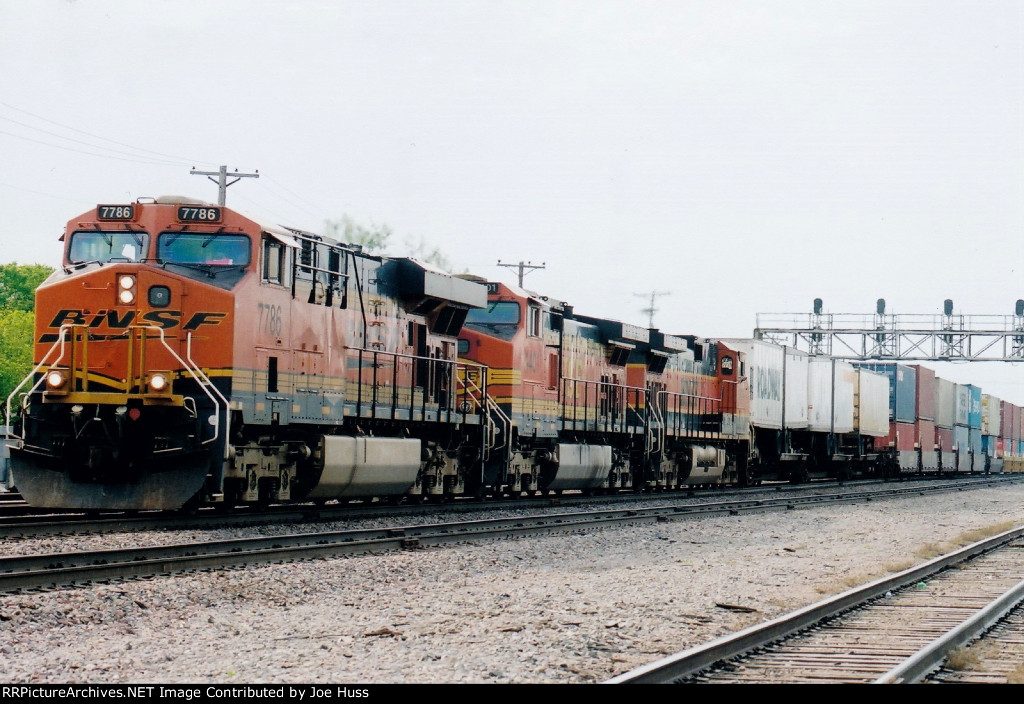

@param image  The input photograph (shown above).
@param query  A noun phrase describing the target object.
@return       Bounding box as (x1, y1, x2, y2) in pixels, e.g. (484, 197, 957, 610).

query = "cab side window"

(528, 306, 541, 337)
(263, 239, 286, 285)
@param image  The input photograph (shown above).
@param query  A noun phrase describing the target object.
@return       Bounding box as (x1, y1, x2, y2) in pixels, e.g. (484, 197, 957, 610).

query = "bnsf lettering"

(141, 311, 181, 328)
(45, 309, 228, 332)
(183, 312, 228, 330)
(94, 310, 135, 328)
(49, 309, 87, 327)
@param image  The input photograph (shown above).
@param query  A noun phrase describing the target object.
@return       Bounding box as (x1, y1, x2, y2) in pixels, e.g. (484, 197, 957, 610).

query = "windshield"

(466, 301, 521, 325)
(464, 300, 521, 340)
(68, 231, 147, 264)
(158, 233, 251, 266)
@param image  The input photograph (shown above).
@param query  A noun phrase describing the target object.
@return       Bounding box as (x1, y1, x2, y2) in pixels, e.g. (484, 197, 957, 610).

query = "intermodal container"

(935, 378, 956, 428)
(858, 363, 916, 423)
(889, 421, 917, 452)
(854, 368, 890, 437)
(719, 339, 785, 430)
(953, 425, 970, 453)
(969, 427, 983, 455)
(936, 427, 953, 452)
(783, 346, 809, 430)
(982, 435, 998, 457)
(982, 394, 1001, 436)
(917, 419, 938, 471)
(909, 365, 935, 421)
(955, 385, 970, 427)
(966, 385, 982, 429)
(807, 357, 855, 434)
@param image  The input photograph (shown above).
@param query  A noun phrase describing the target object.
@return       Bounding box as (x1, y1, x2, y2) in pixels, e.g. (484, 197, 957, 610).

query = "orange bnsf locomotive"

(457, 281, 752, 492)
(5, 197, 491, 510)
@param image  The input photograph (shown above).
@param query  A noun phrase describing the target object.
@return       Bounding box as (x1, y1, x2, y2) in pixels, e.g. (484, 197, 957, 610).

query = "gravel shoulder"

(3, 484, 1024, 684)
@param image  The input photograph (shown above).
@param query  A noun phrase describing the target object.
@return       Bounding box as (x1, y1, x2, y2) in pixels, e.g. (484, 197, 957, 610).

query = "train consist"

(3, 198, 1022, 510)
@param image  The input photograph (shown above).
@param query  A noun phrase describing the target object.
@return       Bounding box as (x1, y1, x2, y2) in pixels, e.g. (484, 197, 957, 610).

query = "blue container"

(982, 435, 998, 457)
(857, 363, 916, 423)
(967, 385, 982, 429)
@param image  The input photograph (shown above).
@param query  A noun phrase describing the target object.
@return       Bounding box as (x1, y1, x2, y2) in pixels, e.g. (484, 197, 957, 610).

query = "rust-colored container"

(936, 427, 953, 453)
(909, 365, 935, 421)
(889, 421, 917, 452)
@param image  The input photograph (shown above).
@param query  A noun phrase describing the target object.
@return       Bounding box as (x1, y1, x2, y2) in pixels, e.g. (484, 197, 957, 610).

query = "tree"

(0, 263, 53, 312)
(0, 308, 34, 421)
(323, 216, 464, 273)
(322, 216, 393, 254)
(0, 263, 52, 420)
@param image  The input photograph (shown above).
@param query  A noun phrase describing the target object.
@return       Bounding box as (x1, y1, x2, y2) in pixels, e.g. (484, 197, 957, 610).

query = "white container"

(720, 339, 784, 430)
(855, 369, 890, 437)
(982, 394, 1002, 436)
(807, 357, 855, 434)
(935, 378, 956, 428)
(955, 384, 970, 427)
(783, 346, 809, 430)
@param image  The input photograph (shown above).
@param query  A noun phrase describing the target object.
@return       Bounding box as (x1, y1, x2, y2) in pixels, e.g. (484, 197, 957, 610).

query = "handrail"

(350, 346, 491, 426)
(183, 331, 231, 452)
(560, 377, 648, 434)
(4, 326, 72, 436)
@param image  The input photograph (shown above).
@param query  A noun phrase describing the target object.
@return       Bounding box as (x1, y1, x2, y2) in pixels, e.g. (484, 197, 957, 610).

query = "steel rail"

(606, 525, 1024, 684)
(2, 475, 1017, 539)
(4, 478, 1023, 594)
(875, 577, 1024, 684)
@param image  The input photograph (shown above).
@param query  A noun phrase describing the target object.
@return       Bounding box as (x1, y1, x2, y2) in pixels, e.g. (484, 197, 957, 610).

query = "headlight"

(147, 372, 170, 393)
(116, 273, 137, 306)
(46, 370, 67, 389)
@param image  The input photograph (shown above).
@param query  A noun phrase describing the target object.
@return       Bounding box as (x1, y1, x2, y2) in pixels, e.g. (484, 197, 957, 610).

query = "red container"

(915, 419, 935, 449)
(909, 365, 936, 421)
(997, 437, 1005, 458)
(889, 421, 917, 452)
(1013, 404, 1022, 441)
(936, 427, 953, 453)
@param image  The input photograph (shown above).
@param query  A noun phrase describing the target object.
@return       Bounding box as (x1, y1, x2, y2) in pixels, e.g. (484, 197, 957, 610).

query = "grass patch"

(945, 645, 983, 671)
(914, 521, 1018, 562)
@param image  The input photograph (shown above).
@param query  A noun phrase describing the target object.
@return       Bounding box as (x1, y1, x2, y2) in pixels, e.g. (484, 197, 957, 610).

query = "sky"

(2, 0, 1023, 402)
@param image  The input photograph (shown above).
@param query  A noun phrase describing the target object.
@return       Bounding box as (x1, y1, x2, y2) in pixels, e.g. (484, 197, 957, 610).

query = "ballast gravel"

(3, 483, 1024, 684)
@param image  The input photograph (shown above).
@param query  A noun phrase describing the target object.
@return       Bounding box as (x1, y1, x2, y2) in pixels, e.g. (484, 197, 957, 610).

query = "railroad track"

(1, 474, 1017, 539)
(608, 525, 1024, 684)
(2, 476, 1022, 595)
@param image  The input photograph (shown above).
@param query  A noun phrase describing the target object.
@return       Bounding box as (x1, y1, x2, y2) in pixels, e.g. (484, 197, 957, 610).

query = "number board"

(177, 206, 222, 222)
(97, 205, 135, 221)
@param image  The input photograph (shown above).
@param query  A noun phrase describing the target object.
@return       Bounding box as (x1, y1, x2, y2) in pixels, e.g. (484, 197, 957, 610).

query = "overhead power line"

(190, 165, 260, 206)
(497, 260, 545, 288)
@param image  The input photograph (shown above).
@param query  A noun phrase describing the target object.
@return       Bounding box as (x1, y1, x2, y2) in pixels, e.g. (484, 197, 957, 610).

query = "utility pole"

(496, 259, 545, 288)
(634, 290, 671, 328)
(189, 165, 259, 205)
